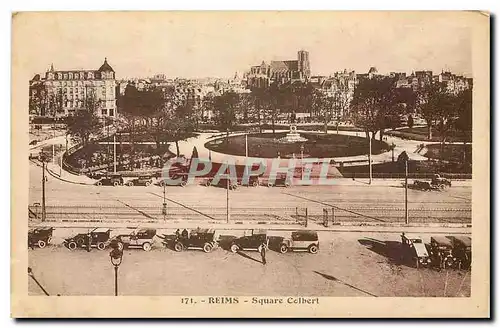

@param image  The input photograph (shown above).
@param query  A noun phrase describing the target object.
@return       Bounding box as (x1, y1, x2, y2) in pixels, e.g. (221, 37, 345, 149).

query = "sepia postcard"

(11, 11, 490, 318)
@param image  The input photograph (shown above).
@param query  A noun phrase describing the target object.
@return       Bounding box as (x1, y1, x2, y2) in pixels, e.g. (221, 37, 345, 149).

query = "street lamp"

(391, 142, 396, 162)
(162, 182, 167, 220)
(300, 144, 305, 177)
(39, 151, 48, 222)
(109, 240, 123, 296)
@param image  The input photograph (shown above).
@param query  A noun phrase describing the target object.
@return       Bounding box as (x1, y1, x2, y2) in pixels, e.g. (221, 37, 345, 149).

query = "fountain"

(278, 124, 308, 143)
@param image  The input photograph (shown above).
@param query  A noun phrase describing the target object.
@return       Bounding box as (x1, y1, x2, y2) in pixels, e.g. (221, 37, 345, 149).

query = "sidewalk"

(45, 162, 96, 185)
(29, 219, 471, 234)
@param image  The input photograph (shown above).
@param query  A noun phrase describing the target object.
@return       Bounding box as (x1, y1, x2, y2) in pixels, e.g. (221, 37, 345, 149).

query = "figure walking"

(260, 243, 267, 265)
(86, 232, 92, 252)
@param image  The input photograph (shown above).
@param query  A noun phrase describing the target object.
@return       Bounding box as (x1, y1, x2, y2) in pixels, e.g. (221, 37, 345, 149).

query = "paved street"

(30, 161, 472, 225)
(28, 230, 471, 297)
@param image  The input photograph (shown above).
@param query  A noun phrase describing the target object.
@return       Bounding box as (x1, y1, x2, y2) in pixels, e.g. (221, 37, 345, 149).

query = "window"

(101, 108, 107, 116)
(109, 108, 114, 116)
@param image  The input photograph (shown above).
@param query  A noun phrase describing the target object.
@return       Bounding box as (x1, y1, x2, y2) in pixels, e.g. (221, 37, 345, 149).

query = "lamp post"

(40, 151, 47, 222)
(226, 176, 230, 224)
(300, 144, 304, 177)
(162, 182, 167, 220)
(109, 240, 123, 296)
(368, 133, 372, 185)
(391, 142, 396, 162)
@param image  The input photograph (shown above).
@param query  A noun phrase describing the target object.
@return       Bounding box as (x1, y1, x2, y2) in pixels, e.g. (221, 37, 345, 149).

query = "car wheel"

(160, 180, 166, 187)
(113, 181, 120, 187)
(204, 180, 211, 187)
(145, 181, 151, 187)
(230, 244, 239, 253)
(142, 242, 152, 252)
(97, 242, 106, 250)
(37, 240, 46, 249)
(308, 244, 318, 254)
(76, 238, 85, 247)
(127, 181, 134, 187)
(279, 244, 288, 254)
(285, 182, 291, 188)
(68, 241, 77, 250)
(47, 237, 52, 245)
(96, 181, 102, 186)
(174, 242, 183, 252)
(267, 182, 273, 187)
(117, 241, 124, 251)
(203, 243, 213, 253)
(180, 180, 187, 187)
(252, 181, 259, 187)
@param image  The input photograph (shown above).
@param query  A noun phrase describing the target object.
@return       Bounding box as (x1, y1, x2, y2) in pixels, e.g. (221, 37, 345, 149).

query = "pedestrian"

(86, 232, 92, 252)
(175, 229, 181, 239)
(260, 243, 267, 265)
(181, 229, 189, 239)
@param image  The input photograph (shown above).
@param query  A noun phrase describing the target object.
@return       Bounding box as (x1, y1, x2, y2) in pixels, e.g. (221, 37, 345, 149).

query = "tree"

(66, 107, 102, 147)
(452, 89, 472, 164)
(416, 82, 449, 140)
(213, 91, 240, 141)
(407, 114, 414, 128)
(311, 90, 335, 134)
(350, 76, 404, 140)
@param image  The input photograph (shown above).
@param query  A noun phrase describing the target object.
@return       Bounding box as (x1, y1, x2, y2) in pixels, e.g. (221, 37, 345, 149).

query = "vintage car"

(449, 235, 472, 270)
(64, 228, 111, 250)
(400, 233, 431, 268)
(162, 228, 218, 253)
(409, 180, 440, 191)
(113, 228, 157, 251)
(28, 227, 54, 249)
(267, 173, 292, 187)
(126, 176, 153, 187)
(204, 177, 238, 190)
(158, 172, 189, 187)
(230, 229, 269, 253)
(278, 230, 319, 254)
(431, 174, 452, 188)
(430, 236, 456, 269)
(95, 174, 124, 186)
(239, 175, 260, 187)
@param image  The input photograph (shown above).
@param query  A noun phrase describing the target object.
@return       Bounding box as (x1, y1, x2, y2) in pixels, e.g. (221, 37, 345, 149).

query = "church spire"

(50, 63, 54, 72)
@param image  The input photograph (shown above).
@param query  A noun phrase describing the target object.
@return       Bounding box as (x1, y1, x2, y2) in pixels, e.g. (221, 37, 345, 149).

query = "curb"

(45, 165, 95, 186)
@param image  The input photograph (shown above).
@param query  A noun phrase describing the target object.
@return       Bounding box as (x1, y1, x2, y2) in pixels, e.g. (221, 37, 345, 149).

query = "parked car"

(112, 228, 156, 251)
(278, 230, 319, 254)
(430, 236, 456, 269)
(162, 228, 218, 253)
(158, 172, 189, 187)
(204, 177, 238, 190)
(267, 173, 292, 187)
(237, 175, 260, 187)
(28, 227, 54, 249)
(409, 180, 440, 191)
(95, 174, 123, 186)
(230, 229, 269, 253)
(64, 228, 111, 250)
(29, 140, 38, 145)
(126, 176, 153, 187)
(431, 174, 452, 188)
(400, 233, 431, 268)
(449, 235, 472, 270)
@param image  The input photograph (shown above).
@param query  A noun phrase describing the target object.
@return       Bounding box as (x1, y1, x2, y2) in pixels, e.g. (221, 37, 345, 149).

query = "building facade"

(29, 58, 117, 118)
(246, 50, 311, 88)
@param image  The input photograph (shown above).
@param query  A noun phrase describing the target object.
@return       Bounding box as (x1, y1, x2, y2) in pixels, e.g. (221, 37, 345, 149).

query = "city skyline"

(22, 12, 472, 80)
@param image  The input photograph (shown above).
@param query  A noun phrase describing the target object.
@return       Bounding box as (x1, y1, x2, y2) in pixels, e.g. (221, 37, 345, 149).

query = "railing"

(29, 204, 471, 225)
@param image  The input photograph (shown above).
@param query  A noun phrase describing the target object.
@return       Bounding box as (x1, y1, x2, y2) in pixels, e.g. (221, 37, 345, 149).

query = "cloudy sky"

(14, 11, 473, 79)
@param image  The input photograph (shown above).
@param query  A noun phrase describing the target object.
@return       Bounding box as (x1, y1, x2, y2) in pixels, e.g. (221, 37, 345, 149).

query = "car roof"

(93, 227, 111, 233)
(449, 235, 471, 246)
(252, 229, 267, 235)
(431, 236, 453, 245)
(403, 234, 422, 240)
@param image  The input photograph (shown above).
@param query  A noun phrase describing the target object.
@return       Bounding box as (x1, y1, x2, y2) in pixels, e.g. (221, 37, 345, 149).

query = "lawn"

(386, 127, 471, 143)
(424, 143, 472, 164)
(205, 132, 389, 158)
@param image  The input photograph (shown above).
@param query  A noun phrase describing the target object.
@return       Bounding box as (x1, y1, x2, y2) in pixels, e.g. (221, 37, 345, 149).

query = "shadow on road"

(313, 271, 377, 297)
(236, 251, 263, 264)
(358, 238, 407, 266)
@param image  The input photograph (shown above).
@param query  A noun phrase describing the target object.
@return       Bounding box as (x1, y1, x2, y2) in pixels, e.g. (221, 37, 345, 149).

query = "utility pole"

(113, 134, 117, 174)
(162, 182, 167, 220)
(41, 159, 46, 222)
(245, 133, 248, 158)
(405, 158, 409, 224)
(226, 178, 230, 223)
(368, 133, 372, 185)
